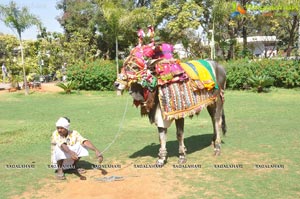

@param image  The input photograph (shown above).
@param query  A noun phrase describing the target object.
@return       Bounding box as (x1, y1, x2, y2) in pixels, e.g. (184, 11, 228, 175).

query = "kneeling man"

(51, 117, 103, 180)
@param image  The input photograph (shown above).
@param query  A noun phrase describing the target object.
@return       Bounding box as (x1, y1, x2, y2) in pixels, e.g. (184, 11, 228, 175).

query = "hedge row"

(66, 58, 299, 91)
(67, 60, 118, 91)
(222, 59, 300, 90)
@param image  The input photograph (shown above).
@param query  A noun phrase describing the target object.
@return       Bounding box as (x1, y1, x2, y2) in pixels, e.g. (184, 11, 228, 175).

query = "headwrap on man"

(56, 117, 70, 130)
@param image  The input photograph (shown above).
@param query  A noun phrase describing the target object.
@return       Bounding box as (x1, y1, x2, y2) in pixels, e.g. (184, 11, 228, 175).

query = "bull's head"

(114, 56, 148, 106)
(114, 45, 158, 94)
(114, 54, 146, 92)
(114, 48, 160, 114)
(114, 44, 178, 114)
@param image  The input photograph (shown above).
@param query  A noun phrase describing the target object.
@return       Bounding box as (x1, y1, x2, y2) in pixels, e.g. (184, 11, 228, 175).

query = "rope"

(94, 175, 124, 182)
(101, 96, 130, 154)
(101, 54, 144, 155)
(94, 175, 140, 182)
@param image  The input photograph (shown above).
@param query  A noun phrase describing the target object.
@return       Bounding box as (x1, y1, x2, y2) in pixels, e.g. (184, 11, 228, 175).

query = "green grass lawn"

(0, 88, 299, 198)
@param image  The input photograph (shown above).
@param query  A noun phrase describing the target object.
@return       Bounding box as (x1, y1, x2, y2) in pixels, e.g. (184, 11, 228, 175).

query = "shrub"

(223, 59, 300, 90)
(66, 60, 118, 91)
(56, 81, 77, 94)
(248, 75, 274, 92)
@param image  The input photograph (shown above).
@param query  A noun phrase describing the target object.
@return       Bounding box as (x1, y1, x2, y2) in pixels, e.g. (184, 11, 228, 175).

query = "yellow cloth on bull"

(180, 60, 215, 91)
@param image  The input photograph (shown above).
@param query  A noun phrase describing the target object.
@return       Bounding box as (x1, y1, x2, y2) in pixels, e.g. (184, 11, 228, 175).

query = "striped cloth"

(179, 60, 218, 91)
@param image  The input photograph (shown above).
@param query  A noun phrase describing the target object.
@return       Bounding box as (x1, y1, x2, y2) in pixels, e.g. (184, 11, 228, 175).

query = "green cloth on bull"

(179, 60, 217, 91)
(197, 60, 219, 89)
(141, 75, 157, 91)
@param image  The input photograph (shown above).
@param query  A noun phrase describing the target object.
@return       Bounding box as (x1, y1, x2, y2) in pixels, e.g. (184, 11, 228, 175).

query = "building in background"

(236, 36, 279, 58)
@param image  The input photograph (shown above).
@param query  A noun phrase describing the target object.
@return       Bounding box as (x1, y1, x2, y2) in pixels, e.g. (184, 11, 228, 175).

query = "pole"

(298, 14, 300, 59)
(115, 36, 122, 96)
(212, 21, 215, 60)
(38, 51, 42, 75)
(210, 21, 215, 60)
(115, 37, 119, 77)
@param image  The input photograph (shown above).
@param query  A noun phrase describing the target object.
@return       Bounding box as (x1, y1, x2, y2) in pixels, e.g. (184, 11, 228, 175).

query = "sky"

(0, 0, 64, 40)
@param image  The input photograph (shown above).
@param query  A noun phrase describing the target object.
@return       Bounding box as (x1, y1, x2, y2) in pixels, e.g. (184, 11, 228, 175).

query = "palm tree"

(101, 1, 125, 76)
(0, 1, 41, 95)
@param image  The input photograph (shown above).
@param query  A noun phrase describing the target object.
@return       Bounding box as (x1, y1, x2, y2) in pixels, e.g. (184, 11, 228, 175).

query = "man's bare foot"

(56, 172, 66, 180)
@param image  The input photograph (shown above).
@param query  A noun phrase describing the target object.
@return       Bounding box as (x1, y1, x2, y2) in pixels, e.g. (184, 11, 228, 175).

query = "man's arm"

(60, 143, 78, 160)
(82, 140, 103, 163)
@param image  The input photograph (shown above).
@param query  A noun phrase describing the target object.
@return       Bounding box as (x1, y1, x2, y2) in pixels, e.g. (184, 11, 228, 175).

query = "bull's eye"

(132, 66, 140, 71)
(125, 62, 141, 73)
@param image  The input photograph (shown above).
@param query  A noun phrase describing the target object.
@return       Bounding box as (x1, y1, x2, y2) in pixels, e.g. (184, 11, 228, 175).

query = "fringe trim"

(158, 80, 217, 120)
(161, 96, 216, 120)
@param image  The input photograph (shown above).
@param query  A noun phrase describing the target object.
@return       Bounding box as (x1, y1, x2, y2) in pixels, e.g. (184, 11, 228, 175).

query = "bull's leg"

(222, 108, 227, 135)
(175, 118, 187, 164)
(220, 88, 227, 135)
(207, 98, 223, 156)
(157, 127, 168, 166)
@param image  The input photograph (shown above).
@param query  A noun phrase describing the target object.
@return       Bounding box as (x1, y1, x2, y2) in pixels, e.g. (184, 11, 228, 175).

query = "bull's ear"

(120, 67, 126, 74)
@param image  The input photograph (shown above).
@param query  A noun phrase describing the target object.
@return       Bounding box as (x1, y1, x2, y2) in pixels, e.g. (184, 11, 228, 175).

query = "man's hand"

(96, 150, 103, 163)
(61, 143, 78, 160)
(69, 151, 78, 160)
(83, 140, 103, 163)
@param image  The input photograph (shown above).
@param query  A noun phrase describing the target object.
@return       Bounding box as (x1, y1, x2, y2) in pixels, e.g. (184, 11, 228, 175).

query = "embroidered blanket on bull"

(158, 80, 217, 120)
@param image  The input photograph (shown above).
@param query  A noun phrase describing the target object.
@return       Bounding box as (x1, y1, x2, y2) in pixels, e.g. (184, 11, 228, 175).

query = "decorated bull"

(114, 42, 227, 166)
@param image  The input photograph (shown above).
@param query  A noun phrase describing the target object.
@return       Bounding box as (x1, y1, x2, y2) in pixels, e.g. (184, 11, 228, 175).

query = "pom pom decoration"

(230, 2, 246, 18)
(230, 11, 240, 18)
(237, 4, 246, 14)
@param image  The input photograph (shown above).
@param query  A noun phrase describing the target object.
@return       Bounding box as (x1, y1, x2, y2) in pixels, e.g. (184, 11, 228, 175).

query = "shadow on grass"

(77, 160, 108, 174)
(63, 160, 108, 179)
(130, 133, 219, 158)
(76, 160, 96, 170)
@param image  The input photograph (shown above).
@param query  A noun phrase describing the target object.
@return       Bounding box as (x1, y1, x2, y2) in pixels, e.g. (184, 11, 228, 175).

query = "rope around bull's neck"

(101, 96, 130, 154)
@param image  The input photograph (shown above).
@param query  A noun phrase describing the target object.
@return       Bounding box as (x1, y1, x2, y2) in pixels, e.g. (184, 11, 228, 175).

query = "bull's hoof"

(156, 158, 166, 166)
(214, 150, 221, 156)
(178, 157, 187, 164)
(214, 143, 221, 156)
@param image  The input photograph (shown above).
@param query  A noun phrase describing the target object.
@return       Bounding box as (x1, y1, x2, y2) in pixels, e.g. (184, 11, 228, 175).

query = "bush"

(56, 80, 77, 94)
(248, 75, 274, 93)
(66, 60, 118, 91)
(223, 59, 300, 90)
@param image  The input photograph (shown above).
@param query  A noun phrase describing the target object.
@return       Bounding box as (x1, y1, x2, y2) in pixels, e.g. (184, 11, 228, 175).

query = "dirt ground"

(39, 82, 64, 92)
(0, 82, 63, 93)
(13, 163, 188, 199)
(5, 83, 189, 199)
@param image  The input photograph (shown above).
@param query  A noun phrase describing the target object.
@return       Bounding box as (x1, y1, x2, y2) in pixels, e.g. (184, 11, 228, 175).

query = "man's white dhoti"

(51, 143, 89, 169)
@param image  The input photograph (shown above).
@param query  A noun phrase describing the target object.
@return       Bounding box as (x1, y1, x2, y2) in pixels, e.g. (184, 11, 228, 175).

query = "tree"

(56, 0, 98, 41)
(106, 5, 154, 54)
(269, 0, 300, 57)
(134, 0, 152, 7)
(98, 0, 125, 66)
(0, 34, 20, 85)
(0, 34, 19, 64)
(93, 0, 154, 60)
(0, 1, 41, 95)
(57, 0, 129, 60)
(197, 0, 239, 59)
(152, 0, 203, 44)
